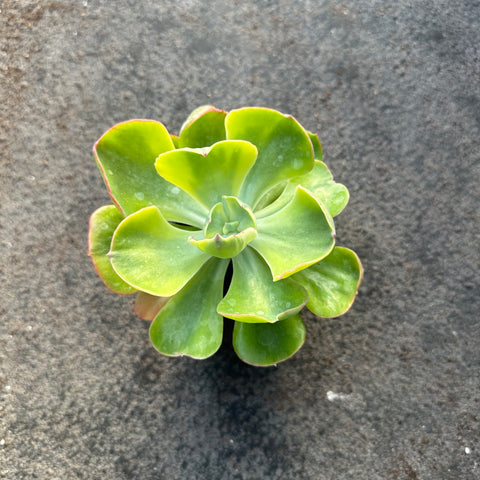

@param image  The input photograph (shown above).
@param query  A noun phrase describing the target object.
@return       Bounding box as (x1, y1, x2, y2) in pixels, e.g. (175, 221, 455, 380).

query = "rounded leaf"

(178, 105, 227, 148)
(94, 120, 206, 226)
(233, 315, 306, 366)
(149, 258, 228, 359)
(155, 140, 257, 209)
(225, 107, 314, 208)
(218, 247, 308, 323)
(251, 186, 336, 280)
(109, 206, 210, 297)
(292, 247, 363, 318)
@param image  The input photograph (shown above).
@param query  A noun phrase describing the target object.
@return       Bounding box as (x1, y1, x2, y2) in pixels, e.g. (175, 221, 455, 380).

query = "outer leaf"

(109, 206, 210, 297)
(178, 105, 227, 148)
(256, 161, 349, 219)
(292, 247, 363, 318)
(88, 205, 136, 294)
(250, 186, 336, 281)
(308, 132, 323, 161)
(217, 247, 308, 323)
(134, 292, 170, 321)
(233, 315, 306, 366)
(225, 107, 314, 208)
(94, 120, 206, 227)
(149, 258, 228, 359)
(290, 161, 349, 217)
(155, 140, 257, 209)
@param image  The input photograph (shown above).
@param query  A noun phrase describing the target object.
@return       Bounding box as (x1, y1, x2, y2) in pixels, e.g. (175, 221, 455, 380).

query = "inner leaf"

(205, 196, 256, 238)
(155, 140, 257, 210)
(189, 197, 258, 258)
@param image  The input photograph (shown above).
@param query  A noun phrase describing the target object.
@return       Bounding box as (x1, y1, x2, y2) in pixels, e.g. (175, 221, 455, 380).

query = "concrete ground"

(1, 1, 479, 479)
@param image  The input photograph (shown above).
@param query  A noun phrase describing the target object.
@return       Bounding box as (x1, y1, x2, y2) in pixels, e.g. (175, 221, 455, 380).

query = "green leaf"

(149, 258, 228, 359)
(217, 247, 308, 323)
(203, 196, 257, 238)
(252, 181, 287, 212)
(109, 206, 210, 296)
(94, 120, 207, 227)
(225, 107, 314, 208)
(134, 292, 170, 321)
(292, 247, 363, 318)
(290, 161, 349, 217)
(256, 161, 349, 218)
(88, 205, 137, 294)
(155, 140, 257, 210)
(188, 196, 258, 258)
(178, 105, 227, 148)
(308, 132, 323, 161)
(189, 228, 257, 259)
(233, 315, 306, 366)
(250, 186, 336, 281)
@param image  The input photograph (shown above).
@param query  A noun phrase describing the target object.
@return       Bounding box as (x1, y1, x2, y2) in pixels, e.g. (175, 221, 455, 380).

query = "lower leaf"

(149, 258, 229, 359)
(233, 315, 306, 366)
(134, 292, 170, 321)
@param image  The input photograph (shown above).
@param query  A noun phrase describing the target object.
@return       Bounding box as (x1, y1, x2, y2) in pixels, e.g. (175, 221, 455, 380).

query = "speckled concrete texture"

(1, 1, 479, 479)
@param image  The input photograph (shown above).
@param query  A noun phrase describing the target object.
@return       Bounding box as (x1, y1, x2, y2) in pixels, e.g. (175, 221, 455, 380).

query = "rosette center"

(188, 196, 257, 258)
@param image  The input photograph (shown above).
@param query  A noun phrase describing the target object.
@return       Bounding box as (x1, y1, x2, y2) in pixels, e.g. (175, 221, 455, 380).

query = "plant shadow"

(127, 317, 311, 477)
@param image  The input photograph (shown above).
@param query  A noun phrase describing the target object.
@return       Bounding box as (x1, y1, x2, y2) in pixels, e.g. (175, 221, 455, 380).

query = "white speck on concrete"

(326, 390, 366, 407)
(465, 447, 471, 454)
(327, 391, 350, 402)
(0, 439, 5, 446)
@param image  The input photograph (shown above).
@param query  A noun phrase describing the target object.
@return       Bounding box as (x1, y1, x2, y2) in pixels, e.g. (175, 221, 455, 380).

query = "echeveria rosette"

(88, 106, 363, 366)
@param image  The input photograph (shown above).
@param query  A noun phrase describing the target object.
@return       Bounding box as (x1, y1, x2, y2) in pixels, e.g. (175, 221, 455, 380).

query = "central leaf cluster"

(189, 196, 257, 258)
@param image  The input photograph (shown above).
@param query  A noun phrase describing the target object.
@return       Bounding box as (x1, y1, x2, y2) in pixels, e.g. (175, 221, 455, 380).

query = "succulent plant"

(88, 106, 363, 366)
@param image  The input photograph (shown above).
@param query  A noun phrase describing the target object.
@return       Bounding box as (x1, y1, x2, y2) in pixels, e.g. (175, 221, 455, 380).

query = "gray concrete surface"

(1, 1, 479, 478)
